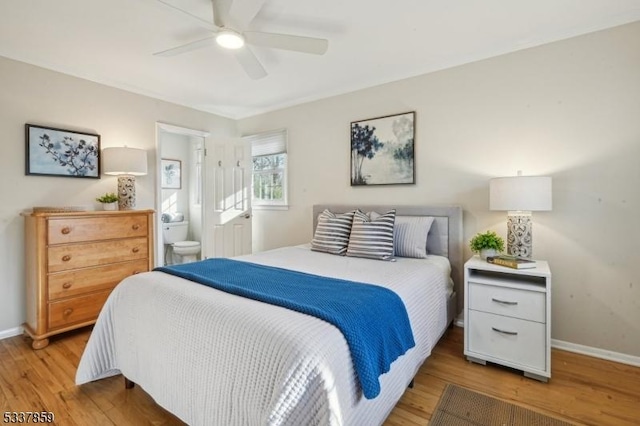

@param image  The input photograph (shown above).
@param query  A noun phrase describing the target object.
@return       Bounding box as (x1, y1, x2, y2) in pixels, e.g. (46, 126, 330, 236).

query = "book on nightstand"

(486, 255, 537, 269)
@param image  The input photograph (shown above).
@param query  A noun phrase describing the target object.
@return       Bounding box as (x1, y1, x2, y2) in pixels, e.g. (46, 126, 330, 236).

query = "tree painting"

(350, 112, 415, 185)
(351, 123, 384, 185)
(26, 125, 100, 178)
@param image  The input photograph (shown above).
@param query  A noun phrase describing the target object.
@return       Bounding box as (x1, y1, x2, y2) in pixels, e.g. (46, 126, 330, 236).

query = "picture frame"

(161, 158, 182, 189)
(25, 124, 100, 178)
(350, 111, 415, 186)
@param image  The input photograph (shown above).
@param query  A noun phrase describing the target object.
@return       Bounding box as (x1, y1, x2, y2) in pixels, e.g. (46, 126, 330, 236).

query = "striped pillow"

(311, 209, 356, 255)
(347, 210, 396, 260)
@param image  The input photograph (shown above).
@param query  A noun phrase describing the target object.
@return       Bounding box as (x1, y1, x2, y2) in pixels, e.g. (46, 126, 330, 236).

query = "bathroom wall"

(160, 132, 191, 227)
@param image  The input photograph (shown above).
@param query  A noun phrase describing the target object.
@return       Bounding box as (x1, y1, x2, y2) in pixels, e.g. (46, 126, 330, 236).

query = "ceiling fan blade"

(234, 47, 267, 80)
(154, 36, 216, 57)
(228, 0, 267, 29)
(244, 32, 328, 55)
(155, 0, 218, 32)
(212, 0, 233, 28)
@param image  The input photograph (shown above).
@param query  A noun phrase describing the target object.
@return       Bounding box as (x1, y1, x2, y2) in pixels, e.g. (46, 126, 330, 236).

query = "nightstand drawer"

(468, 310, 546, 371)
(469, 282, 545, 323)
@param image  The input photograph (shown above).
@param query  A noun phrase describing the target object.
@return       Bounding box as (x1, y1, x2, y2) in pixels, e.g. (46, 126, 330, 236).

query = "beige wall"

(1, 22, 638, 359)
(239, 22, 640, 357)
(0, 56, 236, 333)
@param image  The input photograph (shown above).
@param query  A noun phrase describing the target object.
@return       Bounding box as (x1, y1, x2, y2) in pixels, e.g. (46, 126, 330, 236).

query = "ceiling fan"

(154, 0, 329, 79)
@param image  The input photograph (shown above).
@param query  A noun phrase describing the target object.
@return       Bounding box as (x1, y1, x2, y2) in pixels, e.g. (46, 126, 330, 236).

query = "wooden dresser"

(22, 209, 154, 349)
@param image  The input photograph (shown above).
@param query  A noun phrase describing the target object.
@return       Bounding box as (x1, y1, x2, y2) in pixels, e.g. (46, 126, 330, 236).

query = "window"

(245, 129, 288, 209)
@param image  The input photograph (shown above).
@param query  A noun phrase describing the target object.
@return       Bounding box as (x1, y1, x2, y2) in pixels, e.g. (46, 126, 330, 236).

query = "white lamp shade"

(102, 147, 147, 176)
(490, 176, 552, 211)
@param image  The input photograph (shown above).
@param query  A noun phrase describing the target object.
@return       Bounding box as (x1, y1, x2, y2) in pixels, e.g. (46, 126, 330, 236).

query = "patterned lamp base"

(117, 175, 137, 210)
(507, 212, 532, 258)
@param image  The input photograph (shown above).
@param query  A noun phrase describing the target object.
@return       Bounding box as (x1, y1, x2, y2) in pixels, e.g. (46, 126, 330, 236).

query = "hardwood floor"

(1, 326, 639, 425)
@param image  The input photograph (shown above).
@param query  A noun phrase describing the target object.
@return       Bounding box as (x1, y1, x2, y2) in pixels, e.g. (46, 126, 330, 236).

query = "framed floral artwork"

(25, 124, 100, 178)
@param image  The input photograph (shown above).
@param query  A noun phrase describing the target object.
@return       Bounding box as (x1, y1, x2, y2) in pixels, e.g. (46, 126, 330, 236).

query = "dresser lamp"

(102, 147, 148, 210)
(489, 171, 552, 258)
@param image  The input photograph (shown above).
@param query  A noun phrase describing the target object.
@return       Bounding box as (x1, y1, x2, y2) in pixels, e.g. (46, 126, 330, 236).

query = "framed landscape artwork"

(25, 124, 100, 178)
(161, 158, 182, 189)
(350, 111, 415, 186)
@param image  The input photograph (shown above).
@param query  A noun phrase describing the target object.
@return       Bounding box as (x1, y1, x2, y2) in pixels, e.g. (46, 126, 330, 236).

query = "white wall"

(0, 56, 236, 333)
(239, 22, 640, 357)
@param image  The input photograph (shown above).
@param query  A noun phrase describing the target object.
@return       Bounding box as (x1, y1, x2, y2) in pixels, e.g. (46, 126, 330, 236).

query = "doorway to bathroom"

(155, 123, 209, 266)
(155, 124, 253, 266)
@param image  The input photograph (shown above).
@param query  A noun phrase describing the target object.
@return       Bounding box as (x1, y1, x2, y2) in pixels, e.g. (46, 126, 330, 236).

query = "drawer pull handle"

(63, 308, 73, 317)
(132, 224, 140, 230)
(492, 327, 518, 336)
(132, 247, 140, 253)
(62, 255, 72, 262)
(61, 227, 71, 235)
(492, 298, 518, 306)
(133, 270, 142, 275)
(62, 282, 72, 289)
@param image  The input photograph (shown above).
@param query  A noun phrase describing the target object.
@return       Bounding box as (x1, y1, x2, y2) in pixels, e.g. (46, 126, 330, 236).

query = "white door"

(203, 137, 252, 258)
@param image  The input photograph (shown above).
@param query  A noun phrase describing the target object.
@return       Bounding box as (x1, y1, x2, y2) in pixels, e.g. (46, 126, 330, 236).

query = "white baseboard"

(551, 338, 640, 368)
(0, 326, 23, 340)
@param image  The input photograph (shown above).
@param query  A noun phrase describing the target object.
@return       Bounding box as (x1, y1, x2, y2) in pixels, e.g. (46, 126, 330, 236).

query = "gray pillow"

(369, 212, 434, 258)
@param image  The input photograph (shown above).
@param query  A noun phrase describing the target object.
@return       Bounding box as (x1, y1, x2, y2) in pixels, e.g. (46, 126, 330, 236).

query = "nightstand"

(463, 255, 551, 382)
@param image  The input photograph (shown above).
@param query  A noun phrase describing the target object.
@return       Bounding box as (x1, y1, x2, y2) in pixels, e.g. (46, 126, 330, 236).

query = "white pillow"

(394, 216, 435, 258)
(311, 209, 356, 255)
(369, 212, 434, 258)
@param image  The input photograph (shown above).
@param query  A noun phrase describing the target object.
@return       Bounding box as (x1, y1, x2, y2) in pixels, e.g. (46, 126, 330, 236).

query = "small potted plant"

(96, 192, 119, 211)
(470, 230, 505, 260)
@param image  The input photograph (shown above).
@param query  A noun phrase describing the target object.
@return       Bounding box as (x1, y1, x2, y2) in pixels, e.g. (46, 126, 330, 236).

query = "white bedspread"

(76, 245, 451, 426)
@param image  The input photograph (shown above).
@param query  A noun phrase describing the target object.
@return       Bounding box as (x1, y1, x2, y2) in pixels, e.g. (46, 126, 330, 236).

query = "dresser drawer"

(48, 259, 149, 300)
(48, 290, 112, 330)
(468, 282, 545, 323)
(48, 215, 148, 245)
(48, 237, 148, 272)
(468, 310, 546, 371)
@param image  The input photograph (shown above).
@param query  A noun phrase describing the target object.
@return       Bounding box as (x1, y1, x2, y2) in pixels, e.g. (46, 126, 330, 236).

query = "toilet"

(162, 221, 201, 264)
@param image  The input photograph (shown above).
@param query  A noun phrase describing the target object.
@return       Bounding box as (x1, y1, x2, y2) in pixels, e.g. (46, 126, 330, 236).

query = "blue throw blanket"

(155, 258, 415, 399)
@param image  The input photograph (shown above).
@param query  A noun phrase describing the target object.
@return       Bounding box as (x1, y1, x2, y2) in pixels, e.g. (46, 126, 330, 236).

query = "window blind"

(245, 129, 287, 157)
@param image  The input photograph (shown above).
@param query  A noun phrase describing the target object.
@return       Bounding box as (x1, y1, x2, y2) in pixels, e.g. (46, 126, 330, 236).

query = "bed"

(76, 204, 463, 425)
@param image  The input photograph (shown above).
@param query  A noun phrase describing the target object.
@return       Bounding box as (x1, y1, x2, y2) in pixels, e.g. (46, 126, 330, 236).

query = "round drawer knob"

(61, 227, 71, 235)
(132, 224, 140, 230)
(63, 308, 73, 317)
(62, 255, 71, 262)
(62, 282, 72, 289)
(132, 247, 140, 253)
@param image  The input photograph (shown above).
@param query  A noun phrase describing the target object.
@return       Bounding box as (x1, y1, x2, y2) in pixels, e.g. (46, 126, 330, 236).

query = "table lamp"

(490, 171, 552, 258)
(102, 147, 148, 210)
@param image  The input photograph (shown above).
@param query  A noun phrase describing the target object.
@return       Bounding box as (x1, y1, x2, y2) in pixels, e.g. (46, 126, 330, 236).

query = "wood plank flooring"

(1, 326, 638, 425)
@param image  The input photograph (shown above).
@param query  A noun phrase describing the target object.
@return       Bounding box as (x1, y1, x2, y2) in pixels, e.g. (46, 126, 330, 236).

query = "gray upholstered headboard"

(312, 205, 464, 314)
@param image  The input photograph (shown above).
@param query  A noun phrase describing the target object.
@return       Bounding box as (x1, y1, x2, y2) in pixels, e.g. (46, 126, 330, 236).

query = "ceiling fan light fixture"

(216, 30, 245, 49)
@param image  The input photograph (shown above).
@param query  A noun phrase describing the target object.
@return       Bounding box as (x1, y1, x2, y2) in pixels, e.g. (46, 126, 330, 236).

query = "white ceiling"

(1, 0, 639, 119)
